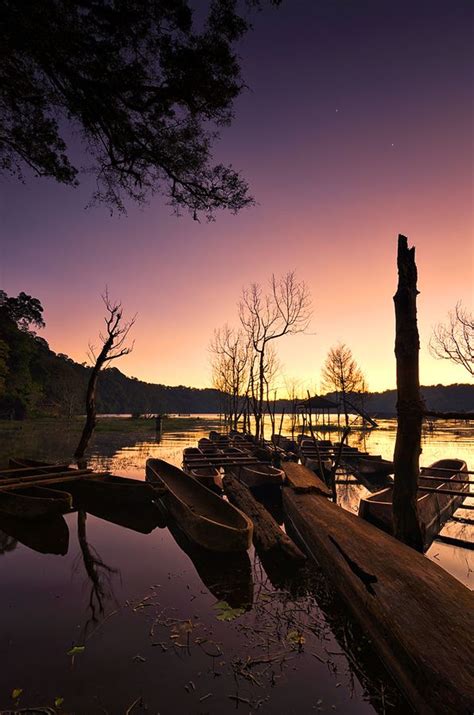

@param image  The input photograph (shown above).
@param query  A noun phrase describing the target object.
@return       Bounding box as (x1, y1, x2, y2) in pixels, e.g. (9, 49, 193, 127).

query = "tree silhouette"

(321, 343, 365, 427)
(239, 272, 311, 440)
(429, 302, 474, 377)
(1, 0, 279, 217)
(75, 289, 135, 459)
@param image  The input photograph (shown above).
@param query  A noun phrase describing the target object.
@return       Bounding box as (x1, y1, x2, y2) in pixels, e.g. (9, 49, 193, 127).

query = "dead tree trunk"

(392, 235, 424, 551)
(74, 291, 135, 461)
(74, 343, 111, 460)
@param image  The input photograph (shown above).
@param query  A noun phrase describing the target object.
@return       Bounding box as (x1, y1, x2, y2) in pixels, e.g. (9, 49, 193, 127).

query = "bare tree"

(429, 302, 474, 376)
(74, 290, 136, 460)
(239, 271, 311, 440)
(210, 325, 250, 430)
(321, 343, 365, 427)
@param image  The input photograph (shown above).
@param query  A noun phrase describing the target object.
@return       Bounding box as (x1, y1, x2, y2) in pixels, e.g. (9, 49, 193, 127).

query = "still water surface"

(0, 416, 472, 714)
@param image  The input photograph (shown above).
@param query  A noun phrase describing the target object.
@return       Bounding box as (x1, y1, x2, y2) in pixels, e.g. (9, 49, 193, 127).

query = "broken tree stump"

(222, 473, 306, 564)
(393, 234, 424, 551)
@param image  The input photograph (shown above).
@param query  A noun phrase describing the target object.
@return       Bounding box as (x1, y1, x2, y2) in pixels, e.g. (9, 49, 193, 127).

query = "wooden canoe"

(231, 463, 285, 489)
(187, 466, 222, 493)
(8, 458, 152, 507)
(0, 485, 72, 519)
(146, 458, 253, 552)
(359, 458, 469, 549)
(183, 448, 222, 491)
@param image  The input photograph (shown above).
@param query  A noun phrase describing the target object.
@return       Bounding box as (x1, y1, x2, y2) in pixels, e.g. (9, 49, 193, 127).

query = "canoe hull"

(233, 464, 285, 489)
(359, 459, 469, 550)
(0, 486, 72, 520)
(146, 459, 252, 552)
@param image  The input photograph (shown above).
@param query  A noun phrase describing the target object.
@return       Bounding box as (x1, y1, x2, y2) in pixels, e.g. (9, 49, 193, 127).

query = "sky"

(1, 0, 472, 394)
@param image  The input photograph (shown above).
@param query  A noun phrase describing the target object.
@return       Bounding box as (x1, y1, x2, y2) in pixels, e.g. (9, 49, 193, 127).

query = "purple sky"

(1, 0, 472, 392)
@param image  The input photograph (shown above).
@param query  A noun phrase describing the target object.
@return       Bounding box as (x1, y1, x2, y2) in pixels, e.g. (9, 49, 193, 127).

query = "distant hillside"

(1, 312, 473, 418)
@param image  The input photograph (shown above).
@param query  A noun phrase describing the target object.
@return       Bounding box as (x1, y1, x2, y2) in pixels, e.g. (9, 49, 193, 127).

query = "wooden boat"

(183, 448, 222, 491)
(231, 463, 285, 489)
(198, 437, 213, 449)
(187, 467, 222, 493)
(8, 458, 153, 507)
(359, 459, 469, 549)
(66, 474, 154, 506)
(0, 485, 72, 519)
(146, 458, 253, 552)
(355, 456, 394, 489)
(8, 457, 71, 474)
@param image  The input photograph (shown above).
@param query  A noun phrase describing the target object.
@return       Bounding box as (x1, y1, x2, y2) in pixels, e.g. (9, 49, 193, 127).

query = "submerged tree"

(321, 343, 365, 427)
(239, 272, 311, 440)
(429, 302, 474, 377)
(392, 235, 424, 552)
(74, 290, 135, 460)
(210, 325, 250, 430)
(1, 0, 279, 217)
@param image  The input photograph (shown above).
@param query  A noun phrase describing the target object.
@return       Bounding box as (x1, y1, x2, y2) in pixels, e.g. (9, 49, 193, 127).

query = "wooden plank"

(282, 462, 332, 496)
(283, 487, 474, 714)
(435, 534, 473, 550)
(418, 486, 473, 497)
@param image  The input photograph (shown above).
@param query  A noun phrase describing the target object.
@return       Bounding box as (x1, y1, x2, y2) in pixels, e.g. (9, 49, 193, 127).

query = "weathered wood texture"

(282, 461, 332, 496)
(393, 234, 424, 550)
(223, 473, 306, 563)
(283, 487, 474, 714)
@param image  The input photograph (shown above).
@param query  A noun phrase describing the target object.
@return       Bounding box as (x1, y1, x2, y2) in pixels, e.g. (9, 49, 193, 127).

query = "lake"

(0, 415, 472, 714)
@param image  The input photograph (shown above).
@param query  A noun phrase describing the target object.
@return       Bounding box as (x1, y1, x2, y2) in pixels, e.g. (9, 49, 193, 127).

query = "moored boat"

(359, 458, 469, 549)
(8, 458, 153, 507)
(146, 458, 253, 552)
(231, 463, 285, 489)
(0, 485, 72, 519)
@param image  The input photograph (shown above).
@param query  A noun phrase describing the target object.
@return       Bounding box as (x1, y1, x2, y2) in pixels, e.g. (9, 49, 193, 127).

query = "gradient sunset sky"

(1, 0, 472, 394)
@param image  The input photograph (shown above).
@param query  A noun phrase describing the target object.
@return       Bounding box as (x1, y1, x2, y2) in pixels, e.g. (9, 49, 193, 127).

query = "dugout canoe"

(359, 458, 469, 549)
(9, 458, 152, 507)
(0, 485, 72, 519)
(231, 463, 285, 489)
(146, 458, 253, 552)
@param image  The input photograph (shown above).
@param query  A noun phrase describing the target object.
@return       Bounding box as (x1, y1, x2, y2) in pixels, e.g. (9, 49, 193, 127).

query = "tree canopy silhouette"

(1, 0, 278, 216)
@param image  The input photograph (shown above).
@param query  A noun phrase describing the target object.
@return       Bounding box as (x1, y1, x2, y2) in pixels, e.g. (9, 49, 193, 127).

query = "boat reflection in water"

(77, 495, 167, 534)
(164, 508, 254, 610)
(0, 514, 69, 556)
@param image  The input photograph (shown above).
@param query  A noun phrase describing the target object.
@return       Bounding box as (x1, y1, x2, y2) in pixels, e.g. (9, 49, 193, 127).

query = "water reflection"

(0, 415, 471, 713)
(166, 515, 254, 610)
(0, 529, 17, 555)
(0, 514, 69, 555)
(75, 510, 120, 637)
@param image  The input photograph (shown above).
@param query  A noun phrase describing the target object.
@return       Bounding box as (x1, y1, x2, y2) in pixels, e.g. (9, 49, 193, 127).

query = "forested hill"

(0, 310, 473, 418)
(0, 312, 223, 417)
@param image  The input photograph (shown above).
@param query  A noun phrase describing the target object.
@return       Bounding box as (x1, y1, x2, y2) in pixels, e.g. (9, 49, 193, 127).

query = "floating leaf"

(67, 645, 85, 656)
(287, 629, 306, 647)
(214, 601, 246, 622)
(54, 696, 64, 707)
(11, 688, 23, 700)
